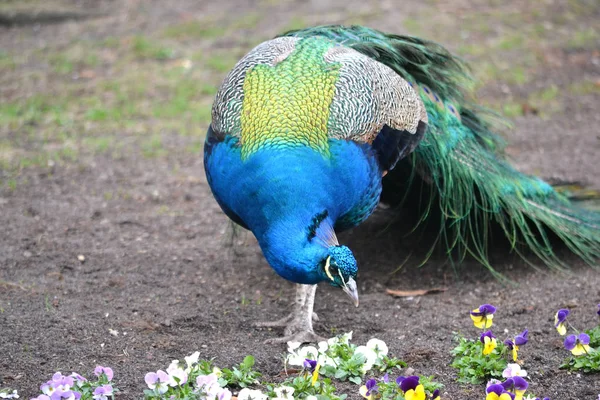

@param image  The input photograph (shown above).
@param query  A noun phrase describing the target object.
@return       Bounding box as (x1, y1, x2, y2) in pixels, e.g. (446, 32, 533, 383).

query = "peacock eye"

(323, 256, 338, 281)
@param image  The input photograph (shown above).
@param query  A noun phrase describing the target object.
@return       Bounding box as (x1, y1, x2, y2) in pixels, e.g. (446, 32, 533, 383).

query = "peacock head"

(321, 245, 359, 307)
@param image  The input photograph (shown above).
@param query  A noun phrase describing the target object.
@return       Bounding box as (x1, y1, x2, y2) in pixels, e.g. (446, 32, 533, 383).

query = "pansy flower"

(144, 370, 169, 394)
(431, 389, 441, 400)
(366, 338, 389, 357)
(92, 385, 113, 400)
(471, 304, 497, 329)
(397, 376, 426, 400)
(554, 309, 569, 336)
(0, 390, 19, 399)
(359, 378, 378, 400)
(480, 331, 497, 355)
(564, 333, 592, 356)
(505, 329, 528, 361)
(94, 366, 114, 382)
(506, 376, 528, 400)
(303, 358, 318, 372)
(597, 303, 600, 317)
(237, 388, 267, 400)
(486, 383, 514, 400)
(273, 386, 295, 400)
(503, 364, 527, 378)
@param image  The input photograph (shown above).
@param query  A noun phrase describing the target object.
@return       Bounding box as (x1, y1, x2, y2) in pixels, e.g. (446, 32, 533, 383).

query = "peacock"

(203, 25, 600, 343)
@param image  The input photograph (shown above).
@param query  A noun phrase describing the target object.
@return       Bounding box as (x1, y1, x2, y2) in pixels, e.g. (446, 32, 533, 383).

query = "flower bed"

(4, 304, 599, 400)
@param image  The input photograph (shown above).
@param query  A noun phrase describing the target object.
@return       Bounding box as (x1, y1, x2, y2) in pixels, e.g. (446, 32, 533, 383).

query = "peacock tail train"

(281, 25, 600, 274)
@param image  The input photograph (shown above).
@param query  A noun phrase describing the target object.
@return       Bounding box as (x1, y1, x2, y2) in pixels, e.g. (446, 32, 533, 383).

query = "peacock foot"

(253, 312, 319, 329)
(263, 329, 326, 344)
(257, 283, 325, 344)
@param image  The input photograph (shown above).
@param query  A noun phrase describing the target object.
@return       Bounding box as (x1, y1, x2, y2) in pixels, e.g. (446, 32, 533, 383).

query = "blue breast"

(204, 132, 383, 239)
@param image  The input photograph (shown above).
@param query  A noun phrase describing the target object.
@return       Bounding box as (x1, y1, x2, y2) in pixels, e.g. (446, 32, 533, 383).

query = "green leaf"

(348, 376, 362, 385)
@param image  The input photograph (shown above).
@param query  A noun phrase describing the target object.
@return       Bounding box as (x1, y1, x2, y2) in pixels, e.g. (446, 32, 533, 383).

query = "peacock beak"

(343, 277, 359, 307)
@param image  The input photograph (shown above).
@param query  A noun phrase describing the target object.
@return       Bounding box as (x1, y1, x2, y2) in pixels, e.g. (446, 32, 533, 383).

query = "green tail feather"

(281, 25, 600, 272)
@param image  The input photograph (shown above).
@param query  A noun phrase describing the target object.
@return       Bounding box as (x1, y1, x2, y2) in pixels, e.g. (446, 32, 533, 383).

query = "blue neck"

(236, 148, 338, 283)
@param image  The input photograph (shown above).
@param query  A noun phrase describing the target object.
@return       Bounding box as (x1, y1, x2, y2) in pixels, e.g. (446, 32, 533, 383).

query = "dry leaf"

(386, 288, 447, 297)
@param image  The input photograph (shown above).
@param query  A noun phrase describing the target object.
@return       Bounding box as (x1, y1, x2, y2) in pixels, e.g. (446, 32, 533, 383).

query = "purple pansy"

(365, 378, 378, 395)
(93, 366, 113, 382)
(145, 370, 170, 394)
(32, 396, 51, 400)
(381, 373, 389, 384)
(303, 359, 317, 372)
(515, 329, 528, 346)
(564, 333, 590, 350)
(512, 376, 528, 391)
(554, 309, 570, 335)
(92, 385, 113, 400)
(504, 339, 514, 349)
(486, 383, 505, 396)
(597, 304, 600, 317)
(432, 389, 440, 399)
(555, 309, 570, 324)
(480, 330, 496, 343)
(471, 304, 496, 317)
(397, 375, 420, 392)
(49, 389, 81, 400)
(69, 373, 87, 385)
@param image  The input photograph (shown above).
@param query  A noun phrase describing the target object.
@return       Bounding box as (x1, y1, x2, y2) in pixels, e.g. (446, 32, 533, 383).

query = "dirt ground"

(1, 0, 599, 399)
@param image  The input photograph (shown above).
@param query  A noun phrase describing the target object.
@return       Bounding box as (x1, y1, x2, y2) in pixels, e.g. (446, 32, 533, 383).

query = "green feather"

(281, 25, 600, 274)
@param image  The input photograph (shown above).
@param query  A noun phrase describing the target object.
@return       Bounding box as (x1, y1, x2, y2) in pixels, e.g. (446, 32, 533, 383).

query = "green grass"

(566, 28, 599, 49)
(568, 80, 600, 95)
(131, 36, 174, 60)
(142, 134, 166, 158)
(163, 21, 227, 40)
(205, 53, 239, 73)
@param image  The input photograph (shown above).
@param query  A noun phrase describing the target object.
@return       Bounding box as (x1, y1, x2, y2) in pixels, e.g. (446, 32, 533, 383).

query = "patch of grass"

(282, 16, 307, 33)
(501, 101, 524, 118)
(403, 18, 423, 36)
(0, 96, 68, 128)
(0, 50, 16, 70)
(456, 43, 488, 57)
(231, 13, 262, 30)
(163, 20, 226, 40)
(205, 54, 238, 73)
(131, 36, 174, 60)
(496, 34, 525, 51)
(528, 85, 561, 115)
(82, 136, 112, 153)
(568, 80, 600, 95)
(566, 28, 599, 49)
(6, 179, 17, 191)
(142, 135, 166, 158)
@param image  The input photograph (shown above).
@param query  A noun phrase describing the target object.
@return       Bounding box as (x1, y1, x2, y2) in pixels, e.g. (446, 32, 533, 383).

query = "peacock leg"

(256, 284, 325, 344)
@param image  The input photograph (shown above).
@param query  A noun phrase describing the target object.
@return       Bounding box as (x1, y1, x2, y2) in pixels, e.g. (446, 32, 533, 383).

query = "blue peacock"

(204, 25, 600, 343)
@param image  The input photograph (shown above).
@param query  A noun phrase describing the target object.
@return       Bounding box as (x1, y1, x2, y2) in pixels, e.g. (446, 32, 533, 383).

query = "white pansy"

(366, 338, 388, 357)
(212, 366, 223, 378)
(318, 341, 329, 353)
(237, 388, 268, 400)
(0, 390, 19, 399)
(273, 385, 295, 400)
(502, 363, 527, 378)
(287, 341, 302, 353)
(355, 345, 377, 373)
(185, 351, 200, 369)
(166, 360, 188, 386)
(339, 331, 353, 345)
(318, 353, 338, 368)
(287, 345, 319, 366)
